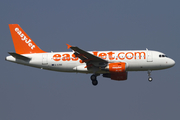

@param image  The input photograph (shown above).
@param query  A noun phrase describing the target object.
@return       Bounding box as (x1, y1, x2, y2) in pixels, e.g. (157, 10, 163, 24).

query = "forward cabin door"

(147, 49, 153, 62)
(42, 54, 48, 65)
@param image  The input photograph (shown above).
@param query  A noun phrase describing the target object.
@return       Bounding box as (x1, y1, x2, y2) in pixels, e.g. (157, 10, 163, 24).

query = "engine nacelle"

(103, 62, 127, 81)
(106, 62, 126, 72)
(103, 72, 128, 81)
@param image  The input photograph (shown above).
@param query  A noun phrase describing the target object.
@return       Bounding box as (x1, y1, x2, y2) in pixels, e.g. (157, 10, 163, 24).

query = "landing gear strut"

(91, 74, 98, 86)
(148, 70, 153, 82)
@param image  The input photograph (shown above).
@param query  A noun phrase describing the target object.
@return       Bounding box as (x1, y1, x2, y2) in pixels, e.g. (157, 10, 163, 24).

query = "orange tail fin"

(9, 24, 46, 54)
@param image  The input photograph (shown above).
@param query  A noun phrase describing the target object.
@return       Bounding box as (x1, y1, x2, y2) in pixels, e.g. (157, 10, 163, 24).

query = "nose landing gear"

(148, 70, 153, 82)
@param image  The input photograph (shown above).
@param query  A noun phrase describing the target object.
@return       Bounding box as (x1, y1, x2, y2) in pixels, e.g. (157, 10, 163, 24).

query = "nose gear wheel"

(148, 70, 153, 82)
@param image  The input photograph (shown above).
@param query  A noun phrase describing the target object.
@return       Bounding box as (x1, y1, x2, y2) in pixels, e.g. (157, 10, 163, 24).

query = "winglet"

(66, 44, 72, 49)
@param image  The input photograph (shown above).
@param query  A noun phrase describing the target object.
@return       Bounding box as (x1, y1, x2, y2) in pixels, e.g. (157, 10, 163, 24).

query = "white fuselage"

(7, 24, 175, 85)
(6, 50, 175, 74)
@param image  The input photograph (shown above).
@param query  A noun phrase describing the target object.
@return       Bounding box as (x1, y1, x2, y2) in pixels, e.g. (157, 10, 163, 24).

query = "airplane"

(6, 24, 175, 86)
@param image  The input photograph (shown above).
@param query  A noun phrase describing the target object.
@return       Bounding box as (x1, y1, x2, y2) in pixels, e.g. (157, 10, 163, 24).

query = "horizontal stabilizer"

(8, 52, 31, 61)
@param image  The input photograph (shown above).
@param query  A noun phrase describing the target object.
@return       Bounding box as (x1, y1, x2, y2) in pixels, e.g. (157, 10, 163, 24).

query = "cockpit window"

(159, 54, 168, 58)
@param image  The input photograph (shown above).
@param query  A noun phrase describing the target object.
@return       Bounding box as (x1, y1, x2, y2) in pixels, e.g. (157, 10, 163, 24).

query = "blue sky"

(1, 0, 180, 120)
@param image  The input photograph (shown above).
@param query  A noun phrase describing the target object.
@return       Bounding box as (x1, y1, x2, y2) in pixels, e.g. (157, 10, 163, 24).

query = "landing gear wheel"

(92, 80, 98, 86)
(90, 75, 98, 86)
(148, 77, 153, 82)
(91, 75, 97, 81)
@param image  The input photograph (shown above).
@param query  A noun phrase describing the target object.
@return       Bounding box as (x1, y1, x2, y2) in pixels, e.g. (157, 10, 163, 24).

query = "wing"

(66, 44, 108, 64)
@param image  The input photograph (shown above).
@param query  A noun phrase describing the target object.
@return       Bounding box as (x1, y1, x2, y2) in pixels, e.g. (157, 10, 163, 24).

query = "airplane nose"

(169, 59, 175, 67)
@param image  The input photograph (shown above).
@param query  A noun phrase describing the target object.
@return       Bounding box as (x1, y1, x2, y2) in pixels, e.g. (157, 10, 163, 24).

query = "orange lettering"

(125, 52, 133, 60)
(53, 54, 61, 61)
(134, 52, 146, 59)
(53, 51, 146, 62)
(107, 52, 115, 60)
(62, 54, 71, 61)
(118, 52, 125, 60)
(79, 60, 84, 63)
(72, 54, 78, 61)
(93, 51, 98, 56)
(99, 53, 107, 59)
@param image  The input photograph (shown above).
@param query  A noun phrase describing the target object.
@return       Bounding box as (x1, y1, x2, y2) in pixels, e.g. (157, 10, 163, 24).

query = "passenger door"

(42, 54, 48, 65)
(147, 50, 153, 62)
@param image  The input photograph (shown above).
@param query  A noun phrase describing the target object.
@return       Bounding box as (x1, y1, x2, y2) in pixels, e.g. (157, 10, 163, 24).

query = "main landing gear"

(148, 70, 153, 82)
(91, 74, 98, 86)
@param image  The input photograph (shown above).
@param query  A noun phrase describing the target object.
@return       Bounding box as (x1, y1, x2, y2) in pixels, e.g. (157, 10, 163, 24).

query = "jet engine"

(103, 62, 127, 81)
